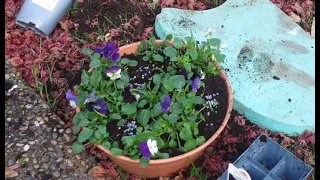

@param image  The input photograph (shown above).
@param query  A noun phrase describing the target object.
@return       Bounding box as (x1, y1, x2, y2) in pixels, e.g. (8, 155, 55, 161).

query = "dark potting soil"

(106, 53, 228, 157)
(69, 0, 161, 37)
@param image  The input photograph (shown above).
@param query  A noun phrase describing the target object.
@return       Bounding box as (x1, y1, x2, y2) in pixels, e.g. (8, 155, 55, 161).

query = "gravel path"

(5, 61, 96, 180)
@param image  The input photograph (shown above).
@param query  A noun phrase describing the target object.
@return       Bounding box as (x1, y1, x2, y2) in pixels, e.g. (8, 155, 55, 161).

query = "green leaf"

(127, 60, 138, 67)
(89, 71, 102, 89)
(163, 80, 174, 91)
(169, 75, 186, 89)
(73, 112, 87, 125)
(196, 136, 206, 146)
(95, 131, 101, 138)
(112, 142, 120, 148)
(110, 113, 122, 120)
(77, 119, 90, 127)
(122, 136, 134, 146)
(138, 99, 148, 108)
(165, 34, 173, 41)
(163, 46, 177, 58)
(91, 53, 100, 61)
(171, 102, 183, 115)
(153, 54, 164, 62)
(193, 127, 199, 135)
(120, 58, 130, 64)
(72, 142, 84, 153)
(137, 109, 151, 126)
(170, 57, 179, 62)
(215, 54, 226, 62)
(136, 131, 154, 142)
(173, 37, 183, 49)
(121, 104, 137, 115)
(110, 148, 123, 156)
(90, 60, 101, 68)
(77, 128, 94, 143)
(131, 155, 140, 160)
(179, 126, 193, 141)
(184, 62, 192, 72)
(169, 139, 177, 148)
(73, 125, 80, 134)
(151, 103, 162, 117)
(193, 96, 204, 104)
(117, 119, 127, 126)
(209, 38, 221, 46)
(102, 141, 111, 149)
(116, 80, 125, 89)
(158, 153, 169, 159)
(81, 48, 93, 55)
(184, 138, 196, 151)
(153, 74, 162, 85)
(189, 50, 198, 60)
(81, 70, 89, 85)
(156, 137, 165, 148)
(98, 125, 106, 134)
(168, 114, 180, 123)
(140, 157, 150, 168)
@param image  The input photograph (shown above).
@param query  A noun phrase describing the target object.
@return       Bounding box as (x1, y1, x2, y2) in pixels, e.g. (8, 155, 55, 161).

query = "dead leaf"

(59, 21, 69, 32)
(290, 12, 301, 23)
(5, 168, 18, 178)
(9, 57, 21, 67)
(311, 17, 315, 39)
(234, 115, 246, 126)
(89, 166, 120, 180)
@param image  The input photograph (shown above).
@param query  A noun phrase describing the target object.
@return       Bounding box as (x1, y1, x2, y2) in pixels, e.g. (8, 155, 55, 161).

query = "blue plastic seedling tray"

(218, 134, 313, 180)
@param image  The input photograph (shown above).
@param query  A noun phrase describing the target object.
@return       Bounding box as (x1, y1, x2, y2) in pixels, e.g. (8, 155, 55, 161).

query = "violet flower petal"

(111, 52, 120, 62)
(66, 89, 78, 103)
(96, 99, 108, 114)
(160, 95, 172, 114)
(139, 142, 151, 159)
(105, 66, 121, 73)
(191, 76, 200, 92)
(84, 91, 96, 103)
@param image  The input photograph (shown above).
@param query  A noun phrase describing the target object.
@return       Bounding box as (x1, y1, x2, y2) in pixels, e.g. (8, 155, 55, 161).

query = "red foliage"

(160, 0, 208, 10)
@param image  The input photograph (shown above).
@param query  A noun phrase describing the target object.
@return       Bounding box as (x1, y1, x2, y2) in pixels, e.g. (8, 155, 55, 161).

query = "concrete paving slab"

(155, 0, 315, 135)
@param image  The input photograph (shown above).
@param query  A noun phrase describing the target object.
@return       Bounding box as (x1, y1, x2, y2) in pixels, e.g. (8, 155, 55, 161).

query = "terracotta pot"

(76, 40, 233, 178)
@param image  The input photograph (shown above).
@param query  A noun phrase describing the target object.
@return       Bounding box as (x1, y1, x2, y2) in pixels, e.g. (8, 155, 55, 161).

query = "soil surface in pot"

(106, 53, 228, 157)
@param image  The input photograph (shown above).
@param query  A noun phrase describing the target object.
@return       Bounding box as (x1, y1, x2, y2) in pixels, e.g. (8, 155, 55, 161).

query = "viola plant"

(68, 35, 226, 168)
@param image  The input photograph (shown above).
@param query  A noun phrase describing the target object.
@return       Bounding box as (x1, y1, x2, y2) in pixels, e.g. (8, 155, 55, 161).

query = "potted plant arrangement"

(66, 35, 233, 178)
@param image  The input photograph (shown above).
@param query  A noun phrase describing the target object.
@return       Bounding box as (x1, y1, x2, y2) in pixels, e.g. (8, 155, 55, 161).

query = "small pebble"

(28, 141, 35, 145)
(16, 143, 24, 147)
(52, 171, 61, 178)
(23, 145, 30, 151)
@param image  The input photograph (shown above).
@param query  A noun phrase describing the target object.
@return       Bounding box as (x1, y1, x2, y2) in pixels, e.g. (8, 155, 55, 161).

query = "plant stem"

(94, 110, 108, 118)
(130, 89, 147, 95)
(175, 131, 182, 149)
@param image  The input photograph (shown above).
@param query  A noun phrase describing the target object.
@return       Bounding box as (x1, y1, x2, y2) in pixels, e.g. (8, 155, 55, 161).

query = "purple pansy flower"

(160, 95, 172, 114)
(105, 66, 122, 80)
(139, 139, 158, 159)
(87, 98, 108, 114)
(191, 76, 200, 92)
(66, 89, 78, 109)
(139, 142, 151, 158)
(94, 43, 120, 62)
(84, 91, 96, 104)
(123, 87, 135, 103)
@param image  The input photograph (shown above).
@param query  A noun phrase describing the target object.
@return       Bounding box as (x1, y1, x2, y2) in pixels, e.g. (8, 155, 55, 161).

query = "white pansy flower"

(147, 139, 158, 155)
(105, 66, 122, 80)
(200, 69, 205, 80)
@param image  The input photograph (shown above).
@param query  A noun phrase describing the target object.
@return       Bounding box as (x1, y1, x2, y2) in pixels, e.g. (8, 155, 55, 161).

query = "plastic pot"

(76, 40, 233, 178)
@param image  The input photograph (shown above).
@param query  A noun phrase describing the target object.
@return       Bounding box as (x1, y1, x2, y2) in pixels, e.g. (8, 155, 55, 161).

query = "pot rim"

(75, 40, 233, 165)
